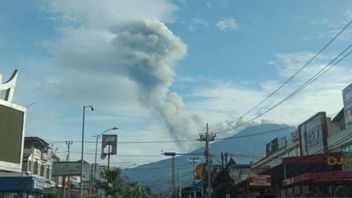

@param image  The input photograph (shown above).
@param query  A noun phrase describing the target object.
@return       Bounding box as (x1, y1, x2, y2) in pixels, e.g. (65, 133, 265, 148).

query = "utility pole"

(163, 152, 176, 198)
(179, 171, 182, 198)
(63, 141, 73, 198)
(198, 123, 215, 198)
(65, 141, 73, 161)
(171, 156, 176, 198)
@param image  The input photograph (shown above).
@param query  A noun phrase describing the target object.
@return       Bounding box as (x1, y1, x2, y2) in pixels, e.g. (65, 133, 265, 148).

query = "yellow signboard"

(327, 156, 352, 166)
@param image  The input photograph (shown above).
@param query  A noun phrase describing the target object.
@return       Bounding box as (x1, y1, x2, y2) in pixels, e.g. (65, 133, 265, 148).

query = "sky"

(1, 0, 352, 168)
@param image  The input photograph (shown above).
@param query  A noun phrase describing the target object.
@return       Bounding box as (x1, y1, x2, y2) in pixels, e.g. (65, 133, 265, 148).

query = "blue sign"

(343, 83, 352, 129)
(193, 182, 203, 191)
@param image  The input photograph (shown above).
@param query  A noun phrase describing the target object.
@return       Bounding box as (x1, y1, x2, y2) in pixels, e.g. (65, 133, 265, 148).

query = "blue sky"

(1, 0, 352, 167)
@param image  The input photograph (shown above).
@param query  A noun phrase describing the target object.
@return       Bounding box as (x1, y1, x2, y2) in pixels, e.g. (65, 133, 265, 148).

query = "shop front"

(0, 176, 50, 198)
(279, 151, 352, 197)
(281, 171, 352, 197)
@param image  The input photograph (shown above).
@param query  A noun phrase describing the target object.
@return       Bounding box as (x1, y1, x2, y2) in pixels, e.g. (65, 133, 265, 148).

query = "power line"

(48, 139, 198, 144)
(239, 19, 352, 118)
(211, 19, 352, 135)
(49, 126, 293, 145)
(214, 42, 352, 135)
(217, 126, 293, 140)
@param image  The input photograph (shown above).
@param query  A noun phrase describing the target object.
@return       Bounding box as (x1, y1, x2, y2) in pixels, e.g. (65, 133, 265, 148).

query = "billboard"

(194, 163, 206, 180)
(52, 161, 91, 179)
(343, 83, 352, 129)
(299, 112, 328, 156)
(101, 134, 117, 159)
(0, 101, 25, 172)
(248, 175, 271, 187)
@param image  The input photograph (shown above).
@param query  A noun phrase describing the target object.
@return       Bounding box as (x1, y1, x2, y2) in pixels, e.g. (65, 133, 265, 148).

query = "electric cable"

(214, 42, 352, 135)
(237, 19, 352, 119)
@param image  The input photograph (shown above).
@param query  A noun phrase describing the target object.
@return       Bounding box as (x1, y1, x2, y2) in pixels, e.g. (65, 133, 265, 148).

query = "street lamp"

(93, 127, 118, 184)
(80, 105, 94, 198)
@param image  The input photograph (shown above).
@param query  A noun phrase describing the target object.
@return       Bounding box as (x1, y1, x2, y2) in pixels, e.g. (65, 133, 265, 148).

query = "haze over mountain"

(123, 123, 295, 193)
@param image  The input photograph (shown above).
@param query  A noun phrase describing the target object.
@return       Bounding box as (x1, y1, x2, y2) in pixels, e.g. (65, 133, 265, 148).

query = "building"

(0, 71, 59, 197)
(238, 111, 352, 197)
(232, 83, 352, 197)
(22, 137, 53, 181)
(52, 160, 94, 198)
(0, 137, 57, 197)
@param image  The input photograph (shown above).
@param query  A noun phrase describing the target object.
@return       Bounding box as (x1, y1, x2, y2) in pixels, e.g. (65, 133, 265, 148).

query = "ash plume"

(112, 20, 202, 142)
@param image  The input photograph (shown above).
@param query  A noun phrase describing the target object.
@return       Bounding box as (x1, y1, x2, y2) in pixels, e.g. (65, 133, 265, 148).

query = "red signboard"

(248, 175, 271, 187)
(282, 171, 352, 186)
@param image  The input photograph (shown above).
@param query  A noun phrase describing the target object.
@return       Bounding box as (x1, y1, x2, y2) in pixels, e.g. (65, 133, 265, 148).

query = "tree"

(96, 167, 157, 198)
(212, 167, 240, 198)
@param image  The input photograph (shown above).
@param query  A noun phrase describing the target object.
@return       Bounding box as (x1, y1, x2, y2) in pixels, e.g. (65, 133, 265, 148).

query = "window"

(33, 161, 38, 175)
(40, 164, 45, 177)
(21, 161, 27, 172)
(46, 166, 51, 179)
(28, 160, 32, 171)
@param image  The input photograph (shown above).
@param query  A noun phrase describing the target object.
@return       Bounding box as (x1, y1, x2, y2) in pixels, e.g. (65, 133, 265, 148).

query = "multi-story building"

(22, 137, 53, 181)
(0, 136, 57, 197)
(233, 83, 352, 197)
(0, 70, 58, 197)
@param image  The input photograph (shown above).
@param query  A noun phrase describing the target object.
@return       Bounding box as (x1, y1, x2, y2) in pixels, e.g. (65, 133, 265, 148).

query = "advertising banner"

(0, 103, 25, 172)
(299, 112, 328, 156)
(52, 161, 91, 179)
(101, 134, 117, 159)
(343, 83, 352, 129)
(194, 163, 206, 180)
(248, 175, 271, 187)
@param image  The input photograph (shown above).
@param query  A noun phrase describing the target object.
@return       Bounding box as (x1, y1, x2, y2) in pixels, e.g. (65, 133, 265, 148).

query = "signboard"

(327, 155, 352, 166)
(52, 161, 91, 179)
(194, 163, 206, 179)
(0, 102, 25, 172)
(101, 134, 117, 155)
(192, 182, 203, 191)
(343, 152, 352, 171)
(248, 175, 271, 187)
(33, 178, 48, 190)
(343, 83, 352, 129)
(299, 112, 328, 156)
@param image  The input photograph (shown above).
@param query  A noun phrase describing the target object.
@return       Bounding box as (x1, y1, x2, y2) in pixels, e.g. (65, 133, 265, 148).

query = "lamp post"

(93, 127, 118, 186)
(80, 105, 94, 198)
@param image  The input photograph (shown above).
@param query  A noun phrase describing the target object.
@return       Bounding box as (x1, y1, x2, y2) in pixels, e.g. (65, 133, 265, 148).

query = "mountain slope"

(123, 123, 294, 193)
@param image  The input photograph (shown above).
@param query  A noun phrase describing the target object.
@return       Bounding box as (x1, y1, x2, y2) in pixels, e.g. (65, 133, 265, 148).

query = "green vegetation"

(96, 167, 157, 198)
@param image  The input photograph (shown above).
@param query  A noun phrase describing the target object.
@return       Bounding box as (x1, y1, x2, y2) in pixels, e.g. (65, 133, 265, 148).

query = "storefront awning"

(0, 176, 47, 192)
(282, 152, 341, 165)
(282, 171, 352, 186)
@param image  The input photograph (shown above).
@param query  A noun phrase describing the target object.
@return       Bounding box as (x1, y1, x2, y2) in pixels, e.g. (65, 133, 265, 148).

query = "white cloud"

(40, 0, 177, 28)
(188, 18, 209, 31)
(181, 52, 352, 134)
(302, 7, 352, 41)
(216, 17, 238, 31)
